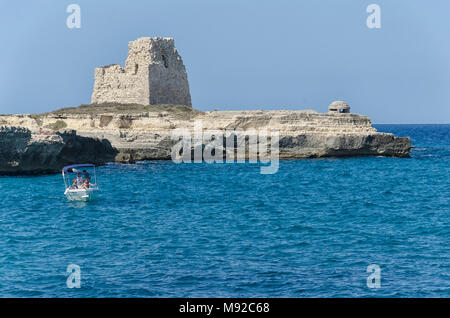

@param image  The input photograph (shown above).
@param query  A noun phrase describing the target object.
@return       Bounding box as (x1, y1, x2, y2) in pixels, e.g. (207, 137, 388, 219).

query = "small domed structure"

(328, 101, 350, 114)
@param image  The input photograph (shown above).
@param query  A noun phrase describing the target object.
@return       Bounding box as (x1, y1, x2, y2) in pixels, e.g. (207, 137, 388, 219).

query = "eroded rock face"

(0, 126, 117, 175)
(278, 133, 411, 158)
(91, 37, 192, 106)
(0, 126, 64, 175)
(57, 130, 118, 167)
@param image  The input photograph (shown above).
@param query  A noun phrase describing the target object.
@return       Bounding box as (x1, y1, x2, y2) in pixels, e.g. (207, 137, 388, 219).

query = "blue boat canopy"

(62, 164, 95, 173)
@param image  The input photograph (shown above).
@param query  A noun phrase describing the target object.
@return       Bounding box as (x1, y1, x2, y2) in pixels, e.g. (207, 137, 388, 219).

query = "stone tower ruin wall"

(91, 37, 191, 107)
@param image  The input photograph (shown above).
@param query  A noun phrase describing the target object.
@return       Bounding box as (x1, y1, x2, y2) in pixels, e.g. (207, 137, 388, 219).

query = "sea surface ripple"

(0, 124, 448, 297)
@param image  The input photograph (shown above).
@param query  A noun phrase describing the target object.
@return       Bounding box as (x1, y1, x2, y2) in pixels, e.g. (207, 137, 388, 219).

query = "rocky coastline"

(0, 126, 117, 175)
(0, 103, 411, 175)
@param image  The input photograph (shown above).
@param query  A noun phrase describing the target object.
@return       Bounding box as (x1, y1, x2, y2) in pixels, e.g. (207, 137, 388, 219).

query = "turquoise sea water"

(0, 124, 449, 297)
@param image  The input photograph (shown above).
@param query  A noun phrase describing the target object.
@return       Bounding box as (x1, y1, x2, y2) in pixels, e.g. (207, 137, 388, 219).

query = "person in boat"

(75, 172, 84, 188)
(70, 178, 78, 189)
(82, 170, 90, 181)
(80, 178, 95, 189)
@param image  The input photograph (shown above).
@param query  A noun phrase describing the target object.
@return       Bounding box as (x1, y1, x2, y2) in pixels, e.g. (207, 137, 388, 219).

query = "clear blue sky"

(1, 0, 449, 123)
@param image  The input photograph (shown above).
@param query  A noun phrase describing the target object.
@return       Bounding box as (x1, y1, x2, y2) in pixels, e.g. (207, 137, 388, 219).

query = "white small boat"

(64, 187, 98, 201)
(62, 164, 99, 201)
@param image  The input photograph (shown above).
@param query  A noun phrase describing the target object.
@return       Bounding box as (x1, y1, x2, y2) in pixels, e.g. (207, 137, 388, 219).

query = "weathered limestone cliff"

(0, 126, 117, 175)
(0, 126, 63, 175)
(0, 103, 411, 174)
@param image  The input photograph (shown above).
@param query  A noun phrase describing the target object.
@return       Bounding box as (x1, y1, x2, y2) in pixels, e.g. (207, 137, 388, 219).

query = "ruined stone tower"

(91, 37, 192, 106)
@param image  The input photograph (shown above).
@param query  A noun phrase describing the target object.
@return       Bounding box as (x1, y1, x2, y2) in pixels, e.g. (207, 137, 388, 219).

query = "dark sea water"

(0, 124, 449, 297)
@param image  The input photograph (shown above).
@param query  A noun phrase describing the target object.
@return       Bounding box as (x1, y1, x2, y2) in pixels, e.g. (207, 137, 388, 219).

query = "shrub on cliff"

(48, 120, 67, 131)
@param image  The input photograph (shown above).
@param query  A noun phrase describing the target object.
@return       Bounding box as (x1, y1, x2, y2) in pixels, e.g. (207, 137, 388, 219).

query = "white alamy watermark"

(366, 4, 381, 29)
(66, 264, 81, 288)
(66, 4, 81, 29)
(171, 120, 279, 174)
(366, 264, 381, 289)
